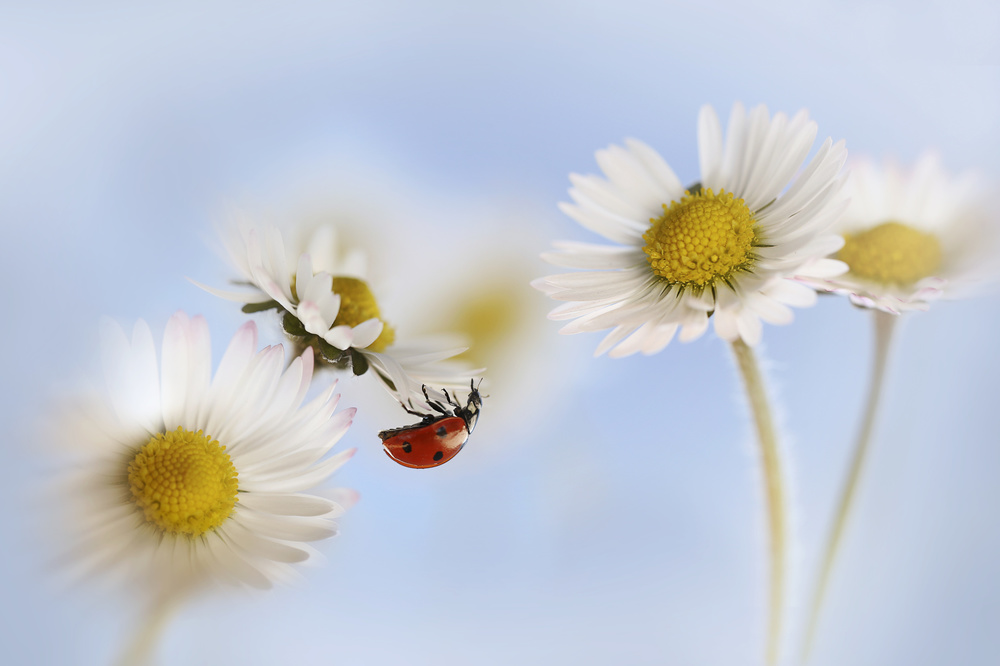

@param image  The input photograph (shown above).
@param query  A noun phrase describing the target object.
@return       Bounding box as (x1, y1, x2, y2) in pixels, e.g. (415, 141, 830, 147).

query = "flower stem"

(116, 589, 187, 666)
(802, 309, 897, 661)
(730, 338, 787, 666)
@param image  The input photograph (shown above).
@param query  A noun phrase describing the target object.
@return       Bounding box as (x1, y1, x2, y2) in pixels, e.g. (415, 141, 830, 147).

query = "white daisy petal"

(298, 300, 332, 337)
(186, 279, 274, 304)
(716, 101, 748, 189)
(558, 200, 647, 245)
(713, 309, 740, 341)
(295, 254, 316, 301)
(351, 318, 385, 349)
(244, 448, 357, 494)
(593, 325, 638, 357)
(608, 324, 654, 358)
(237, 493, 336, 517)
(541, 268, 652, 302)
(624, 138, 684, 197)
(642, 323, 679, 353)
(542, 242, 646, 270)
(678, 316, 709, 343)
(749, 110, 816, 208)
(208, 530, 273, 589)
(796, 258, 849, 280)
(763, 279, 819, 308)
(160, 312, 195, 431)
(697, 105, 724, 188)
(323, 325, 354, 350)
(364, 351, 420, 401)
(317, 291, 342, 328)
(736, 309, 764, 346)
(301, 269, 333, 306)
(569, 173, 656, 223)
(762, 139, 847, 225)
(597, 143, 675, 211)
(223, 520, 311, 564)
(731, 104, 773, 197)
(100, 317, 160, 433)
(312, 487, 361, 512)
(747, 293, 795, 326)
(236, 510, 338, 543)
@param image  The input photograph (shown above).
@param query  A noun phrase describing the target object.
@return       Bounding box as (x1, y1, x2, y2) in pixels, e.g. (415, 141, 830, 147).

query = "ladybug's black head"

(460, 381, 483, 434)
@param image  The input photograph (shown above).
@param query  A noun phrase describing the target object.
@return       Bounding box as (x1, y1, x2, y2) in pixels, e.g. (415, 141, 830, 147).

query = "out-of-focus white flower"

(534, 102, 849, 357)
(396, 228, 562, 447)
(54, 312, 356, 595)
(195, 218, 479, 406)
(798, 153, 995, 313)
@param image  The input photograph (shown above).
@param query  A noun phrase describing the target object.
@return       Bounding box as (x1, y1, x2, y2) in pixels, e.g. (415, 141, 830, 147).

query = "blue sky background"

(2, 1, 999, 664)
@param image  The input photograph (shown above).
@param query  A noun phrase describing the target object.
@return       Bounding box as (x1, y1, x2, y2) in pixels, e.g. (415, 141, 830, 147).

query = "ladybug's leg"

(421, 385, 450, 416)
(401, 404, 425, 418)
(398, 394, 426, 419)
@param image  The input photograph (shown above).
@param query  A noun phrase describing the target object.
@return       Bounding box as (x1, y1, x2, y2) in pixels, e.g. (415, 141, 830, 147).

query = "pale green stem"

(802, 309, 897, 661)
(731, 338, 787, 666)
(116, 589, 187, 666)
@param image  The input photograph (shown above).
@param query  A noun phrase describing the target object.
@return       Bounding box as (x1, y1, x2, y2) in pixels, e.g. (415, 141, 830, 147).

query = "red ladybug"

(378, 382, 482, 469)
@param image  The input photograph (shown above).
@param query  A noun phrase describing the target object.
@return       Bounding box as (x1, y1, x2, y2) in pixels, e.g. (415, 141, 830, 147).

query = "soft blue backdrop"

(2, 1, 998, 664)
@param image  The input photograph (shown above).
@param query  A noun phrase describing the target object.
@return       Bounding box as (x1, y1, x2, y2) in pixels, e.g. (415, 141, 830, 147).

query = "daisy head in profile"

(53, 312, 356, 597)
(534, 102, 850, 357)
(798, 153, 995, 313)
(195, 218, 479, 407)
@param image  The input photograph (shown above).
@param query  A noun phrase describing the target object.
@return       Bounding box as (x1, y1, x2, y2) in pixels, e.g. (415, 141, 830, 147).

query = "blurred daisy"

(195, 219, 478, 406)
(397, 226, 562, 454)
(56, 312, 356, 596)
(801, 154, 996, 658)
(799, 153, 995, 313)
(535, 102, 849, 357)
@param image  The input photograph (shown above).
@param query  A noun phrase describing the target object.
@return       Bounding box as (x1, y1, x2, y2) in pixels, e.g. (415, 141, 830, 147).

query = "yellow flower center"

(128, 427, 239, 536)
(444, 280, 522, 368)
(837, 221, 942, 286)
(642, 189, 758, 288)
(330, 276, 395, 352)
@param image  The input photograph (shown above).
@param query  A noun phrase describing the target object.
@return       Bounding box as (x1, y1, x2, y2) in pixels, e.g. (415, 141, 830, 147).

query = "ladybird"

(378, 382, 482, 469)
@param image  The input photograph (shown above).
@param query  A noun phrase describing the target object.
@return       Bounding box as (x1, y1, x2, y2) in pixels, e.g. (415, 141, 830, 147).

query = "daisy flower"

(800, 154, 995, 658)
(55, 312, 356, 595)
(534, 102, 850, 665)
(401, 227, 564, 443)
(798, 153, 995, 313)
(535, 102, 849, 357)
(195, 218, 478, 406)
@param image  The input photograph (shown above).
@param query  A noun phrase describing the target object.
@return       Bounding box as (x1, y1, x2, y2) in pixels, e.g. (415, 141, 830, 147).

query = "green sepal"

(350, 348, 369, 376)
(317, 339, 347, 364)
(373, 367, 396, 392)
(241, 300, 282, 314)
(282, 312, 308, 337)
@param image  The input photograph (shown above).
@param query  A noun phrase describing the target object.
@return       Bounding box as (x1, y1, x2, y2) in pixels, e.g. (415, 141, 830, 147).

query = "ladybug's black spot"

(402, 442, 412, 454)
(436, 426, 447, 437)
(433, 451, 444, 461)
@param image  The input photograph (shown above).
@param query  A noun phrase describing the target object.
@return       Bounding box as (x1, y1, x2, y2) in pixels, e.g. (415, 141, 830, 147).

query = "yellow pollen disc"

(837, 221, 942, 286)
(128, 427, 239, 536)
(330, 276, 395, 352)
(642, 188, 758, 287)
(444, 281, 523, 368)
